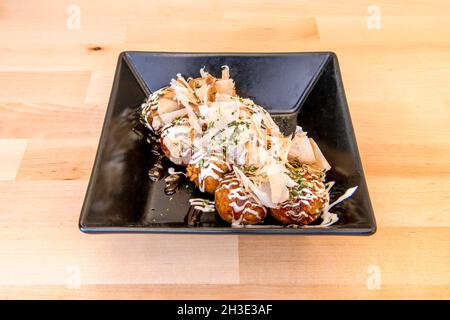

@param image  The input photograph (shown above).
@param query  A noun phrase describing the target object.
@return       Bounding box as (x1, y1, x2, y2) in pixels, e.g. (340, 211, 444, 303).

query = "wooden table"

(0, 0, 449, 299)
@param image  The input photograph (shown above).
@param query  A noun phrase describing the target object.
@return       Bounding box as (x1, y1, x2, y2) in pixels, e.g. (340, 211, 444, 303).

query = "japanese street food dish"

(215, 172, 267, 225)
(140, 66, 357, 227)
(270, 162, 328, 225)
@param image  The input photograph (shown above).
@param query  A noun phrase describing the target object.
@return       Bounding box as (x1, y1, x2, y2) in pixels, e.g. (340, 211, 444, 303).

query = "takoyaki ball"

(141, 87, 181, 132)
(214, 173, 267, 225)
(159, 118, 194, 165)
(186, 159, 231, 193)
(270, 163, 327, 225)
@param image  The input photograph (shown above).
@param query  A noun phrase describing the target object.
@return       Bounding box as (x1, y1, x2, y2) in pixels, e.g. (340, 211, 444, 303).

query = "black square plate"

(79, 52, 376, 235)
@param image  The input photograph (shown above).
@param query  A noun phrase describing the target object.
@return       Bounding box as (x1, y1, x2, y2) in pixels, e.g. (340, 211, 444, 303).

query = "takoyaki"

(270, 163, 328, 225)
(141, 87, 186, 133)
(159, 118, 194, 165)
(186, 155, 232, 193)
(214, 172, 267, 225)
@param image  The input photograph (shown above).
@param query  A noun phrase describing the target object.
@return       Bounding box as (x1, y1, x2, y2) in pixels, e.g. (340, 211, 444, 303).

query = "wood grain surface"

(0, 0, 449, 299)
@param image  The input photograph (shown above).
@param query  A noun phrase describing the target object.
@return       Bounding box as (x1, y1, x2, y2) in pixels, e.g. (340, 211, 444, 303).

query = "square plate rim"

(78, 51, 377, 236)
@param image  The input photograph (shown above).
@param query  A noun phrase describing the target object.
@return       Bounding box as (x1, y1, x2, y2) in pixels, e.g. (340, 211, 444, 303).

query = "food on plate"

(270, 162, 328, 225)
(140, 66, 357, 227)
(186, 154, 232, 193)
(159, 117, 194, 165)
(215, 172, 267, 225)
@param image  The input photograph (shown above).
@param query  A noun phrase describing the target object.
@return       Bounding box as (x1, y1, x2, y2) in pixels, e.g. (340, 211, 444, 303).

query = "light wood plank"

(0, 1, 129, 46)
(224, 0, 450, 17)
(0, 139, 28, 181)
(84, 71, 114, 104)
(0, 72, 91, 104)
(368, 176, 450, 227)
(0, 103, 104, 139)
(0, 0, 449, 299)
(317, 16, 450, 42)
(0, 284, 449, 300)
(238, 228, 450, 286)
(15, 139, 97, 180)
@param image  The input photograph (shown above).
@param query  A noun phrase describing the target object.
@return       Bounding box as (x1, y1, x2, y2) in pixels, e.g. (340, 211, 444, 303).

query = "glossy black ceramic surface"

(79, 52, 376, 235)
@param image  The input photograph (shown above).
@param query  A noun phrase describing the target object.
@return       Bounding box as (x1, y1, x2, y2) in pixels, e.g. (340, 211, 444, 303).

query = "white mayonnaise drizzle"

(304, 183, 358, 228)
(167, 167, 186, 176)
(189, 198, 215, 212)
